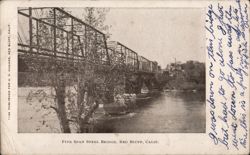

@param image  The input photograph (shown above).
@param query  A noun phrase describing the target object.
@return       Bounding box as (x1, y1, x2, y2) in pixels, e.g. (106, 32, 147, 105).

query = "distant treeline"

(162, 61, 205, 90)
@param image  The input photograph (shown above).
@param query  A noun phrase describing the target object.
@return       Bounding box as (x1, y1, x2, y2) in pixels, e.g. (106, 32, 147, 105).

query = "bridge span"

(18, 7, 162, 96)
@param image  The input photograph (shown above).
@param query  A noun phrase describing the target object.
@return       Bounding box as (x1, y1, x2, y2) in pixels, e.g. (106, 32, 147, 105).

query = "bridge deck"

(18, 7, 160, 74)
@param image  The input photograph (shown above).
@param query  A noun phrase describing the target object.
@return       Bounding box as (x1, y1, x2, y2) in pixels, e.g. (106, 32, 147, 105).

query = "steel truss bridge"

(18, 7, 160, 74)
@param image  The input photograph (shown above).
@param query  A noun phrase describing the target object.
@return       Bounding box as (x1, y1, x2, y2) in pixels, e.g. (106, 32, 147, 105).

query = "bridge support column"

(132, 73, 161, 94)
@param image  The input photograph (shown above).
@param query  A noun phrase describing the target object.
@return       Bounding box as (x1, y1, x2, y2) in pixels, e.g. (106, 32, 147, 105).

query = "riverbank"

(93, 91, 205, 133)
(18, 87, 205, 133)
(103, 90, 161, 115)
(165, 79, 205, 91)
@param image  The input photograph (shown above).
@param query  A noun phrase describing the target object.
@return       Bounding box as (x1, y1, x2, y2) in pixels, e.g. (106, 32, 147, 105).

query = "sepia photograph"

(1, 0, 249, 154)
(18, 7, 205, 133)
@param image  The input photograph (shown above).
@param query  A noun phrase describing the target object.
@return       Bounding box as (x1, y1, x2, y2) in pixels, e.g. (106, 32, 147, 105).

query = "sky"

(69, 8, 205, 68)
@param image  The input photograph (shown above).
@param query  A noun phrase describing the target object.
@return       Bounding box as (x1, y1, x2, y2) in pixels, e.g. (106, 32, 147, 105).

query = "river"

(94, 91, 205, 133)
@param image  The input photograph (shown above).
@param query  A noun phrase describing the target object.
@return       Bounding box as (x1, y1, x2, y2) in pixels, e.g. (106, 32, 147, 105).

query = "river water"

(94, 91, 206, 133)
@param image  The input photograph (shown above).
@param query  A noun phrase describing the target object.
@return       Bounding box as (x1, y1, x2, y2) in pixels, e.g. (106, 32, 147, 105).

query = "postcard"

(0, 0, 249, 154)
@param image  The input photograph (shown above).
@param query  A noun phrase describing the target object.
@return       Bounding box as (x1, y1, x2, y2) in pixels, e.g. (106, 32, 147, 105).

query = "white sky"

(70, 8, 205, 68)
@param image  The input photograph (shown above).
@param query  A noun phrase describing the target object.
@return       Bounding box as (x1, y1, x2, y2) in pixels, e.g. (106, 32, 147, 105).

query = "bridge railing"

(107, 41, 139, 72)
(150, 61, 158, 73)
(18, 7, 109, 65)
(138, 56, 151, 73)
(107, 47, 125, 66)
(116, 42, 138, 72)
(107, 41, 160, 74)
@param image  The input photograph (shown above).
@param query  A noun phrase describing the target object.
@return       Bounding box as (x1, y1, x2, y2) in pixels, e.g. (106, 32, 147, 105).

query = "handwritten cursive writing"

(206, 0, 249, 151)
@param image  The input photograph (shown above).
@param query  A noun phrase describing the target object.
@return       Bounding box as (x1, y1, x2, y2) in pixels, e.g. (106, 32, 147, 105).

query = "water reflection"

(94, 91, 205, 133)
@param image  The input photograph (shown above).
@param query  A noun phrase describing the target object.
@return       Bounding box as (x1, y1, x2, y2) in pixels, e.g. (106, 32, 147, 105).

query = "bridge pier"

(112, 72, 160, 96)
(138, 73, 159, 92)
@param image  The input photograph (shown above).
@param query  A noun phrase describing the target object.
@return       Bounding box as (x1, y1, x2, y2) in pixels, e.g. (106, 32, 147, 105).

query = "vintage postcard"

(0, 0, 249, 154)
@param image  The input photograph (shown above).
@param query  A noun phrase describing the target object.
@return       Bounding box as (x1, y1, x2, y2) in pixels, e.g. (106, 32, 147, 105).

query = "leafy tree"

(19, 7, 113, 133)
(163, 61, 205, 90)
(82, 8, 111, 38)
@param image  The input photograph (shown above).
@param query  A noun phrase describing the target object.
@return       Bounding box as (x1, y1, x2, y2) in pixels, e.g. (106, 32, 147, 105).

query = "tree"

(82, 8, 111, 38)
(162, 61, 205, 90)
(19, 7, 112, 133)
